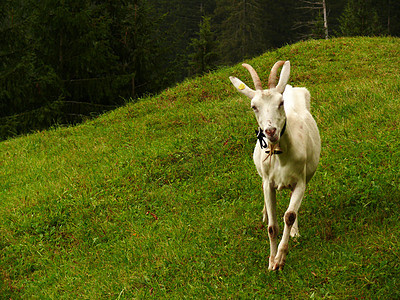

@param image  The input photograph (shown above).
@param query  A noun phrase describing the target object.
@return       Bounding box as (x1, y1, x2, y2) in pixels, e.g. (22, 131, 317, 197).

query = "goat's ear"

(276, 61, 290, 94)
(229, 76, 255, 99)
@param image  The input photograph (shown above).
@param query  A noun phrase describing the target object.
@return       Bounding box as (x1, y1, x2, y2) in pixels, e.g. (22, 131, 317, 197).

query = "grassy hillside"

(1, 37, 399, 299)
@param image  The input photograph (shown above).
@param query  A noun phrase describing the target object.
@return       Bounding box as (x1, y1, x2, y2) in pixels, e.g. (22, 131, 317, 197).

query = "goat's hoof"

(272, 254, 286, 271)
(268, 256, 275, 271)
(268, 256, 285, 271)
(272, 261, 285, 271)
(268, 261, 284, 271)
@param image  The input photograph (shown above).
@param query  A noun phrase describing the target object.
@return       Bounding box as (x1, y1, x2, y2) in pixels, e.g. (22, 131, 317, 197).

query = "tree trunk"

(323, 0, 328, 39)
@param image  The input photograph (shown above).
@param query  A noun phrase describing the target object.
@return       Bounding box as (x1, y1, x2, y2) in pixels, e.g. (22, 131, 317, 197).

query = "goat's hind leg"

(290, 217, 299, 237)
(262, 204, 267, 222)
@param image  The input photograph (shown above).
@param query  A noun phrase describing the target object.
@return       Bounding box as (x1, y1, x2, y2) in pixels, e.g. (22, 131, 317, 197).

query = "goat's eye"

(251, 105, 258, 111)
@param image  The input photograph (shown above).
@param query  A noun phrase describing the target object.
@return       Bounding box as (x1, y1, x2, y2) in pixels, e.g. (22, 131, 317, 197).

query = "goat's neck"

(277, 120, 296, 155)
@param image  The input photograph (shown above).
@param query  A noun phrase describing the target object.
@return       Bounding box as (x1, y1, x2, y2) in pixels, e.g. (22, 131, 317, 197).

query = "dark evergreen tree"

(215, 0, 268, 65)
(106, 0, 164, 97)
(375, 0, 400, 36)
(338, 0, 382, 36)
(0, 0, 60, 117)
(188, 16, 218, 75)
(260, 0, 299, 48)
(0, 0, 163, 139)
(324, 0, 348, 37)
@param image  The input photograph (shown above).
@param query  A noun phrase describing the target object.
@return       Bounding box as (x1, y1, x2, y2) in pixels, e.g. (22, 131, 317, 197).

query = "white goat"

(229, 61, 321, 270)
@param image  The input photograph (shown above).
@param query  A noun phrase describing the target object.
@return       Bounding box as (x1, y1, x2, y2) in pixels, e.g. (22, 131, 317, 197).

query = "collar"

(280, 120, 287, 138)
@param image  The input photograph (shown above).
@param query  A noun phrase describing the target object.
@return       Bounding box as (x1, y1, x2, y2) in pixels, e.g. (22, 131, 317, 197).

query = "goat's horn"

(242, 63, 263, 90)
(268, 61, 285, 89)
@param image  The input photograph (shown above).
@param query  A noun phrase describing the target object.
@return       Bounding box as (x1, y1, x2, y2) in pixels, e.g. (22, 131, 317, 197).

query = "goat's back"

(283, 85, 320, 183)
(283, 85, 311, 114)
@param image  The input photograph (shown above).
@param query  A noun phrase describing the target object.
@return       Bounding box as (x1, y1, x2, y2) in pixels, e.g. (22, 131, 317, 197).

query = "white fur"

(229, 61, 321, 270)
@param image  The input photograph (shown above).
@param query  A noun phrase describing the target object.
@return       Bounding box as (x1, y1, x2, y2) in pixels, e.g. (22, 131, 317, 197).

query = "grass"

(1, 36, 399, 299)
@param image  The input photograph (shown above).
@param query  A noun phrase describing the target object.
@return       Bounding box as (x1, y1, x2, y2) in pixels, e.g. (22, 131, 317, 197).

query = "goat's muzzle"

(265, 128, 278, 143)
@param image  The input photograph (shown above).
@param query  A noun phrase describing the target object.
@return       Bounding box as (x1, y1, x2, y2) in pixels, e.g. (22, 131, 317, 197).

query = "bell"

(273, 144, 283, 154)
(265, 143, 282, 155)
(264, 143, 283, 162)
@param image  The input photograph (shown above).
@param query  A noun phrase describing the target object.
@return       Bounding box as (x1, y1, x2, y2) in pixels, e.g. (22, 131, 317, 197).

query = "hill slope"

(1, 37, 399, 298)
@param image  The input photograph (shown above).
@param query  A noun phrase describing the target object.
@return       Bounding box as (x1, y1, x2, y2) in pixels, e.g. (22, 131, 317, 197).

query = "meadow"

(0, 37, 399, 299)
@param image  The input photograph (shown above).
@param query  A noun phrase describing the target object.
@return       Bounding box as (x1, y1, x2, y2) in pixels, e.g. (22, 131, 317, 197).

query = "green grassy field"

(1, 37, 399, 299)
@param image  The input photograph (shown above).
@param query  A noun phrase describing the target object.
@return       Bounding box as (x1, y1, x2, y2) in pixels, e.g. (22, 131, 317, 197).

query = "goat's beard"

(268, 135, 279, 144)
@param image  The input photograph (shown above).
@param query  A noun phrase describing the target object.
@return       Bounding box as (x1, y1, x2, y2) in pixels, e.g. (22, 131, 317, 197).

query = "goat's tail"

(304, 88, 311, 112)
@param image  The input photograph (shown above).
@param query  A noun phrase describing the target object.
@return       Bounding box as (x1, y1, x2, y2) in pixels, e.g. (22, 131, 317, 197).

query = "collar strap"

(280, 120, 287, 137)
(256, 128, 268, 149)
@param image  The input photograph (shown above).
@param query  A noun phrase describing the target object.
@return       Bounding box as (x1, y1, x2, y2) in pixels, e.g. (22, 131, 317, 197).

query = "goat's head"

(230, 61, 290, 144)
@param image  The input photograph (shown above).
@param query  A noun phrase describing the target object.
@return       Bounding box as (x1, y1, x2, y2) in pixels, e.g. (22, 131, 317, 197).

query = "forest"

(1, 0, 399, 140)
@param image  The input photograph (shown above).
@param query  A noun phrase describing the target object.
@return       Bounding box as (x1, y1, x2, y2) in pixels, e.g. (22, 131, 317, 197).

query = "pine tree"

(0, 0, 164, 139)
(215, 0, 268, 64)
(338, 0, 382, 36)
(188, 16, 218, 75)
(111, 0, 164, 97)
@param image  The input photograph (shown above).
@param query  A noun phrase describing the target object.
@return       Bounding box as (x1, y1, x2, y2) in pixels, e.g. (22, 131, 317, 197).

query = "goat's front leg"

(263, 181, 279, 270)
(273, 181, 306, 270)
